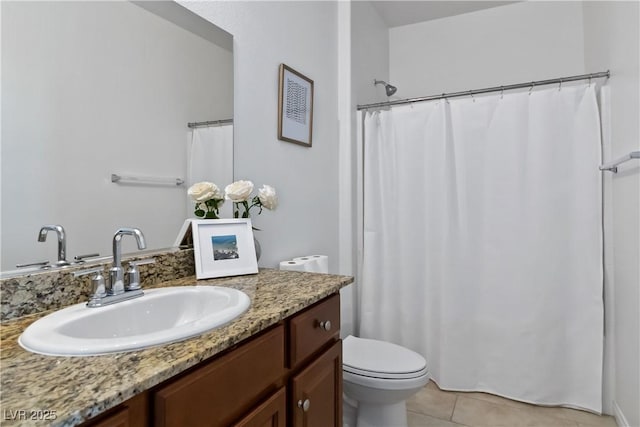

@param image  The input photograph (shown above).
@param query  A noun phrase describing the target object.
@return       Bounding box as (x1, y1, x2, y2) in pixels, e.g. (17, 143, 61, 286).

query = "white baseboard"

(613, 401, 630, 427)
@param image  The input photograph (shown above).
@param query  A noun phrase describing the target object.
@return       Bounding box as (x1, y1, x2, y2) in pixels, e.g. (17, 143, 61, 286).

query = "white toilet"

(342, 335, 430, 427)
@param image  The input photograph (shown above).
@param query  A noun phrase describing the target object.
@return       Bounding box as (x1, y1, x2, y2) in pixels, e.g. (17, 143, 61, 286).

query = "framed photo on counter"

(191, 219, 258, 279)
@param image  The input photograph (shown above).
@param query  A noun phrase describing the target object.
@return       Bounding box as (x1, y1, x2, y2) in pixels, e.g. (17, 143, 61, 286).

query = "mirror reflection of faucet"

(37, 224, 69, 267)
(15, 225, 102, 270)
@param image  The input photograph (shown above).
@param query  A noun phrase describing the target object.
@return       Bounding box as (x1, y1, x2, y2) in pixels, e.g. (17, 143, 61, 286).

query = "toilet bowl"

(342, 335, 429, 427)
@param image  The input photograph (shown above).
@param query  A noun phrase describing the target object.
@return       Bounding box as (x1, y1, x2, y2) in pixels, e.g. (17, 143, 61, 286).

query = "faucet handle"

(130, 258, 156, 267)
(129, 258, 156, 265)
(16, 260, 50, 269)
(73, 266, 104, 277)
(74, 267, 107, 303)
(90, 272, 107, 301)
(125, 258, 156, 291)
(74, 253, 100, 263)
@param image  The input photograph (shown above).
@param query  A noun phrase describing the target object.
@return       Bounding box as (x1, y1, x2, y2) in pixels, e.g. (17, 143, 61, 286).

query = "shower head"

(374, 79, 397, 97)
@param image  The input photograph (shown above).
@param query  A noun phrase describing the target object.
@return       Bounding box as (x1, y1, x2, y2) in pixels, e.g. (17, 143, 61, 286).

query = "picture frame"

(173, 218, 194, 248)
(278, 63, 314, 147)
(191, 218, 258, 279)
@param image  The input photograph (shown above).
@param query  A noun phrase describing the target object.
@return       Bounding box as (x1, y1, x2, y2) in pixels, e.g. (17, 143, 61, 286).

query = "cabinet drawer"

(81, 392, 147, 427)
(289, 294, 339, 368)
(154, 325, 285, 427)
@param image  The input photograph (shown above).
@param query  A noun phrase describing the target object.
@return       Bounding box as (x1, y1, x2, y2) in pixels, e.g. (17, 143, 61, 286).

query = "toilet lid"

(343, 336, 428, 380)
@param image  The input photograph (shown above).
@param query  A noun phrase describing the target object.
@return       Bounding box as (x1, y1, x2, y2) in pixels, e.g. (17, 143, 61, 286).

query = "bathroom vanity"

(0, 267, 353, 426)
(87, 295, 341, 427)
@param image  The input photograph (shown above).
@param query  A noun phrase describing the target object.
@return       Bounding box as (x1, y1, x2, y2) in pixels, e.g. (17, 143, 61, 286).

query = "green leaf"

(195, 209, 205, 217)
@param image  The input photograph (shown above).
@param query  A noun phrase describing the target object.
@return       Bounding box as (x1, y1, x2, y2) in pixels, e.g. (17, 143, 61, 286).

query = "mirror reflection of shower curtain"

(187, 125, 234, 218)
(359, 84, 604, 412)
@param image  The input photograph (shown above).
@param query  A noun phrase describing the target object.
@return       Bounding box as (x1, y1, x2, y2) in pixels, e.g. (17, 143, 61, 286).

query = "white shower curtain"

(187, 125, 234, 217)
(360, 84, 604, 412)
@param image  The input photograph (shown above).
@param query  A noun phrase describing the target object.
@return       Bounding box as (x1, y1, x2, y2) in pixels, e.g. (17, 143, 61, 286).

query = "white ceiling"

(370, 1, 520, 28)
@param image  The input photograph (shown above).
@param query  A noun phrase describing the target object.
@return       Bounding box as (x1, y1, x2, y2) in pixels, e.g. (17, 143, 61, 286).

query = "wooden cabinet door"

(290, 340, 342, 427)
(154, 325, 285, 427)
(233, 387, 286, 427)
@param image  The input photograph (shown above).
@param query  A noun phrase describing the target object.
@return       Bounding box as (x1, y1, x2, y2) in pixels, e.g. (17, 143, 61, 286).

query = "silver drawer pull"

(297, 399, 310, 412)
(318, 320, 332, 331)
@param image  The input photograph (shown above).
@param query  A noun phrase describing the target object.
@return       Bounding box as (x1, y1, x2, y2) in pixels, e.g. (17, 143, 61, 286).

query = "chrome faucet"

(38, 225, 69, 266)
(78, 227, 151, 308)
(108, 227, 146, 296)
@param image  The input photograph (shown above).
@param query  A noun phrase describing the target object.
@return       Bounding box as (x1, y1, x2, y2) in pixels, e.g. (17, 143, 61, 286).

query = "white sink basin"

(19, 286, 250, 356)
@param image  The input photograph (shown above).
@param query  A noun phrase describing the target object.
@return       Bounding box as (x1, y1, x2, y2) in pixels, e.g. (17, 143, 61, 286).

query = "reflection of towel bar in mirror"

(600, 151, 640, 173)
(111, 174, 185, 186)
(187, 118, 233, 129)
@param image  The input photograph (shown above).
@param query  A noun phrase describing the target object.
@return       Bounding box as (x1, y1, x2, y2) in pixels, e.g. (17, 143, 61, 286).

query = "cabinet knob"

(297, 399, 311, 412)
(318, 320, 332, 331)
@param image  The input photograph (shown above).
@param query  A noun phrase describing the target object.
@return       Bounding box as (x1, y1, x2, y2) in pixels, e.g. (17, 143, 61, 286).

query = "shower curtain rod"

(356, 70, 610, 110)
(187, 118, 233, 129)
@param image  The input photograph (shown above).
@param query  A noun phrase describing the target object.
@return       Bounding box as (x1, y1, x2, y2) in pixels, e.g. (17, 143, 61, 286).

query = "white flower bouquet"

(187, 180, 278, 220)
(187, 181, 225, 219)
(225, 180, 278, 218)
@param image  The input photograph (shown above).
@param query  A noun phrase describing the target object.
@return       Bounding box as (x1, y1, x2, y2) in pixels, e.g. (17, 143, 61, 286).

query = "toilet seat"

(343, 336, 428, 380)
(344, 364, 428, 380)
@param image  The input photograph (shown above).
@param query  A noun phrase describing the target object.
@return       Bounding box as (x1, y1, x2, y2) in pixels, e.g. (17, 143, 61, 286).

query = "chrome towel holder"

(111, 173, 185, 186)
(599, 151, 640, 173)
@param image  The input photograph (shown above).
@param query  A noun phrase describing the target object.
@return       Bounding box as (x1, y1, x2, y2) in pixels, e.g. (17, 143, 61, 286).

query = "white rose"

(258, 185, 278, 210)
(188, 182, 221, 202)
(225, 180, 254, 202)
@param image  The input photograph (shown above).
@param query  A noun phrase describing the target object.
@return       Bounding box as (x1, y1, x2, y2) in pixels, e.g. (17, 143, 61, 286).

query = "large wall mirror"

(1, 1, 234, 274)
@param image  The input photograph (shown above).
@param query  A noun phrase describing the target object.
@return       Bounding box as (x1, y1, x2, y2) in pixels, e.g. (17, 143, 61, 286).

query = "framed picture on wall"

(278, 63, 314, 147)
(191, 219, 258, 279)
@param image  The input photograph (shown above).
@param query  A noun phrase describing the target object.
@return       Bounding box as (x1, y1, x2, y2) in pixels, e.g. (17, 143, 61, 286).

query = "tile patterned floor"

(407, 381, 618, 427)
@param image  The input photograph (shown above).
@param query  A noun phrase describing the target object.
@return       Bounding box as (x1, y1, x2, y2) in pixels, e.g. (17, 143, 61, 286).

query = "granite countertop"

(0, 269, 353, 426)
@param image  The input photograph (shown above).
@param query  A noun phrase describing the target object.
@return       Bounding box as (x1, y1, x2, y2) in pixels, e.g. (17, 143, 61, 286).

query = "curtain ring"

(469, 90, 475, 102)
(558, 79, 563, 91)
(500, 86, 504, 99)
(589, 75, 593, 87)
(528, 82, 535, 95)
